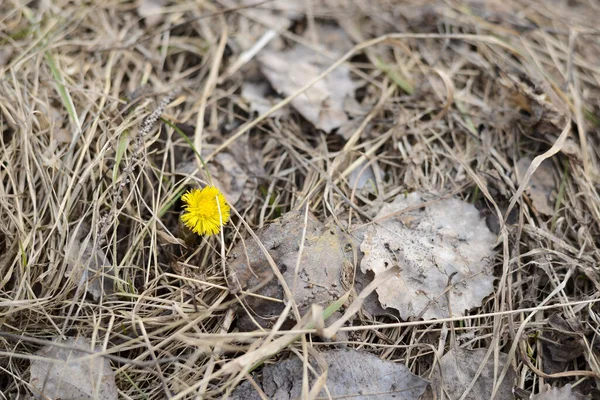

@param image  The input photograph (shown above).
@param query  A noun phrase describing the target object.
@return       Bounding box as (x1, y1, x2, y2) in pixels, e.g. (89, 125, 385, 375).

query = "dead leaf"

(530, 384, 591, 400)
(54, 128, 72, 144)
(516, 157, 556, 215)
(137, 0, 165, 28)
(228, 0, 296, 41)
(30, 337, 118, 400)
(354, 267, 390, 318)
(360, 192, 496, 320)
(541, 313, 586, 374)
(228, 211, 354, 331)
(65, 232, 114, 301)
(257, 26, 355, 133)
(0, 47, 14, 66)
(177, 138, 263, 206)
(231, 348, 429, 400)
(241, 81, 288, 118)
(432, 348, 516, 400)
(348, 159, 378, 192)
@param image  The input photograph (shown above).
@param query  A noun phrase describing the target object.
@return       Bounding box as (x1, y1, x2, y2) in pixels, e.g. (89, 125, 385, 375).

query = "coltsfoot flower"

(181, 186, 230, 236)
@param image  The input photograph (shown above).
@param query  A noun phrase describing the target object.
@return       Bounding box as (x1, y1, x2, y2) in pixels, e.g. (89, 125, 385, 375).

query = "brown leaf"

(231, 348, 429, 400)
(228, 211, 354, 331)
(516, 157, 556, 215)
(541, 313, 586, 374)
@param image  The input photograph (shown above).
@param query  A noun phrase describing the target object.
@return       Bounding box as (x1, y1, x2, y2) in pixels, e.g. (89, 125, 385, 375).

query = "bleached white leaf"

(30, 337, 118, 400)
(360, 192, 496, 320)
(432, 348, 516, 400)
(530, 384, 590, 400)
(231, 348, 429, 400)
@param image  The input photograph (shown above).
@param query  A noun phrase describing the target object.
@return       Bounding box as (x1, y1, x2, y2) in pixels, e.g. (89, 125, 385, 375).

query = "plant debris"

(137, 0, 165, 28)
(231, 348, 429, 400)
(65, 231, 114, 301)
(257, 26, 355, 132)
(2, 0, 600, 398)
(176, 139, 263, 206)
(530, 384, 591, 400)
(431, 347, 516, 400)
(241, 81, 288, 119)
(30, 337, 118, 400)
(228, 210, 354, 331)
(360, 192, 497, 320)
(516, 157, 557, 215)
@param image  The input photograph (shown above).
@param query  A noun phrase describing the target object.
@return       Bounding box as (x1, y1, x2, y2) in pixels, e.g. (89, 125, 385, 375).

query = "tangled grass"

(1, 0, 599, 398)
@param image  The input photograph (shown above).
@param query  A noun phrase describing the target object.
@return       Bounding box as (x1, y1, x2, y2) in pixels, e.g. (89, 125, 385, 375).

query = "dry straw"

(0, 0, 599, 399)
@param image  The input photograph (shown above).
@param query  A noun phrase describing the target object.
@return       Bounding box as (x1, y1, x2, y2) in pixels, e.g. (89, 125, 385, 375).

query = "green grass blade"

(374, 56, 414, 95)
(113, 130, 130, 182)
(44, 52, 80, 138)
(161, 117, 213, 185)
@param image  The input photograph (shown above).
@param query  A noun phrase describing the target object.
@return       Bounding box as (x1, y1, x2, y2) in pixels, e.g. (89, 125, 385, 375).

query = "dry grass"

(1, 0, 600, 398)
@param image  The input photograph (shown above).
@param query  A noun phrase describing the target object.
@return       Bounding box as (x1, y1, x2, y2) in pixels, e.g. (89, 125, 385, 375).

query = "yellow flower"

(181, 186, 230, 236)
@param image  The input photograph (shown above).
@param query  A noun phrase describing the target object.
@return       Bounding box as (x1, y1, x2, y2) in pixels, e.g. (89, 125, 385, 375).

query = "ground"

(1, 0, 600, 399)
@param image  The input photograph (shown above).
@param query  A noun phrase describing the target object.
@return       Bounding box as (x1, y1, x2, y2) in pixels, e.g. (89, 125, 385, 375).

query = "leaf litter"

(530, 384, 591, 400)
(65, 230, 114, 301)
(241, 81, 288, 119)
(516, 157, 557, 216)
(540, 313, 588, 374)
(30, 337, 118, 400)
(431, 347, 516, 400)
(231, 348, 429, 400)
(228, 210, 354, 331)
(176, 137, 264, 206)
(256, 25, 356, 132)
(136, 0, 165, 28)
(360, 192, 497, 320)
(3, 0, 600, 398)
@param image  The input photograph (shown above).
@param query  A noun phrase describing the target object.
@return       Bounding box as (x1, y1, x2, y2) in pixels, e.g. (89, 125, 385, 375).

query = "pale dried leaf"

(516, 157, 556, 215)
(228, 211, 353, 330)
(54, 128, 72, 144)
(241, 81, 287, 118)
(231, 348, 429, 400)
(337, 118, 364, 141)
(137, 0, 165, 28)
(432, 348, 516, 400)
(230, 0, 295, 40)
(530, 384, 591, 400)
(257, 26, 355, 133)
(65, 234, 114, 301)
(348, 159, 378, 192)
(360, 192, 496, 320)
(30, 337, 118, 400)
